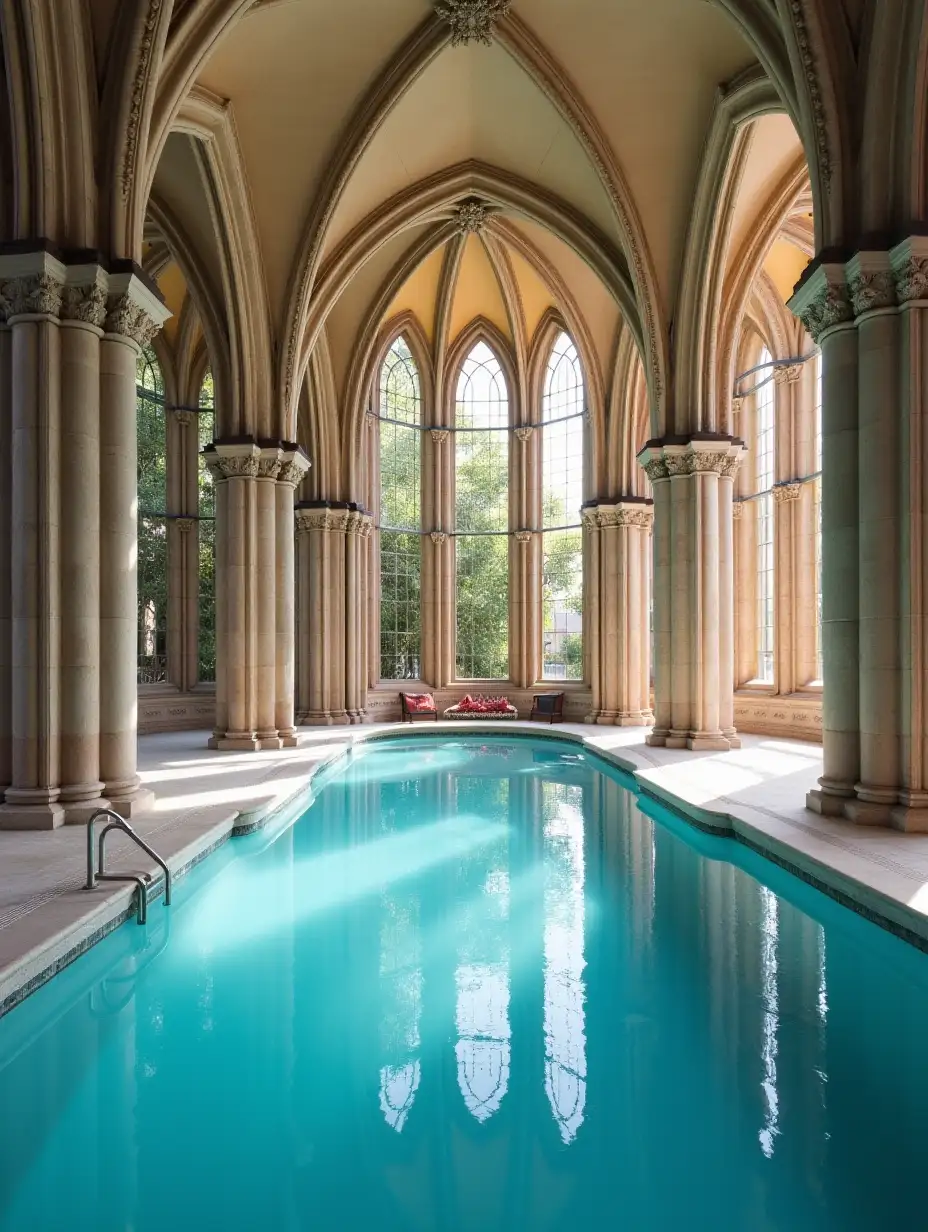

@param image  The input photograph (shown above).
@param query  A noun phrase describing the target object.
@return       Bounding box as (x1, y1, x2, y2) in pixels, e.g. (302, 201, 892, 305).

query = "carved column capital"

(257, 446, 283, 480)
(639, 437, 745, 482)
(890, 237, 928, 305)
(773, 363, 803, 386)
(773, 482, 803, 505)
(204, 440, 261, 481)
(430, 429, 450, 445)
(0, 271, 65, 322)
(514, 426, 533, 443)
(346, 507, 374, 536)
(60, 279, 108, 329)
(175, 518, 196, 534)
(295, 502, 351, 533)
(174, 409, 194, 427)
(514, 530, 533, 544)
(788, 263, 852, 341)
(846, 251, 896, 316)
(278, 445, 312, 487)
(430, 531, 447, 545)
(732, 500, 745, 521)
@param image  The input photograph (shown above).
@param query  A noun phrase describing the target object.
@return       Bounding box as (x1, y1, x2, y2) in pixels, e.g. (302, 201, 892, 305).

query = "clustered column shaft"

(205, 440, 310, 749)
(295, 502, 373, 725)
(638, 438, 745, 751)
(0, 251, 168, 828)
(789, 239, 928, 830)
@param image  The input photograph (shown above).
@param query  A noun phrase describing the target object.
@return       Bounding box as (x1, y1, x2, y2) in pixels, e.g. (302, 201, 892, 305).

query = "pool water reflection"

(1, 735, 928, 1231)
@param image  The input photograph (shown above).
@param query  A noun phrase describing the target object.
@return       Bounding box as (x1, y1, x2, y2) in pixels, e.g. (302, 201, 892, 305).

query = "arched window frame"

(537, 327, 586, 682)
(754, 343, 776, 684)
(137, 346, 169, 685)
(375, 330, 426, 683)
(444, 322, 517, 683)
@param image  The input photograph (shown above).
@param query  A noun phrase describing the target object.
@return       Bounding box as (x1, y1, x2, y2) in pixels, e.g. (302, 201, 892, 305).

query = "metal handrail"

(85, 808, 172, 926)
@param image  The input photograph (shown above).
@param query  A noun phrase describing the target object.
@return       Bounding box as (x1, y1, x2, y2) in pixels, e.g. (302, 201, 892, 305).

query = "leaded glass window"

(455, 342, 509, 680)
(755, 348, 775, 683)
(137, 348, 168, 684)
(198, 372, 216, 683)
(542, 333, 584, 680)
(379, 338, 422, 680)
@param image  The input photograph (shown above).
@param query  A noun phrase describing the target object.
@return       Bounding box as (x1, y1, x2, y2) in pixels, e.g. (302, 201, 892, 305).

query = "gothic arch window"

(137, 347, 168, 684)
(541, 332, 585, 680)
(455, 340, 510, 680)
(755, 348, 775, 683)
(198, 372, 216, 682)
(378, 336, 422, 680)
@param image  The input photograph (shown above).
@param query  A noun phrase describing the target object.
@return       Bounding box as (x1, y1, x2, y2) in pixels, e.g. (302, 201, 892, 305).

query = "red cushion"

(404, 693, 436, 712)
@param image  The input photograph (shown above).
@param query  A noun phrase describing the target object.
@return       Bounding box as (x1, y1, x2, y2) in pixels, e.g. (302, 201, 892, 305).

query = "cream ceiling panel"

(323, 40, 616, 260)
(728, 114, 804, 275)
(196, 0, 427, 324)
(520, 0, 753, 307)
(449, 236, 512, 344)
(386, 245, 446, 342)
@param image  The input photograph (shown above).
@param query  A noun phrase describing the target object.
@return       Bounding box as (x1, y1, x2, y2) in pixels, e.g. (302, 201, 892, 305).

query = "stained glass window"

(455, 341, 509, 680)
(755, 349, 775, 683)
(379, 338, 422, 680)
(198, 372, 216, 683)
(542, 333, 584, 680)
(137, 348, 168, 684)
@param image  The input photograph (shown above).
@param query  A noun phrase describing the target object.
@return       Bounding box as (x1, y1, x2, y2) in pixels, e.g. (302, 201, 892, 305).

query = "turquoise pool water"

(2, 735, 928, 1231)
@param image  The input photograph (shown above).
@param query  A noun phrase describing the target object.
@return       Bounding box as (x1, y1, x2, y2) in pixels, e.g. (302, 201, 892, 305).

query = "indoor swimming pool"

(1, 734, 927, 1230)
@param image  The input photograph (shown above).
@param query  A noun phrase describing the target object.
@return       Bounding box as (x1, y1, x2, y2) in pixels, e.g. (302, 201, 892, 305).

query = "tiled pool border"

(2, 722, 927, 1019)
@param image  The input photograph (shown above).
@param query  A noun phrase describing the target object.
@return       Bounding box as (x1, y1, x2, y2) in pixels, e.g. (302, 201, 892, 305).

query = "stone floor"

(2, 722, 928, 1015)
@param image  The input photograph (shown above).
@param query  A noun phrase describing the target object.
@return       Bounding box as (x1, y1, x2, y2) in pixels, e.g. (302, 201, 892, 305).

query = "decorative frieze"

(436, 0, 511, 47)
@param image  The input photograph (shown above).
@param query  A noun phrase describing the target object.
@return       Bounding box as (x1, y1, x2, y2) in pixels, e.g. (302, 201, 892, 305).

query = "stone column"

(790, 265, 861, 816)
(583, 500, 653, 725)
(295, 503, 349, 725)
(582, 506, 602, 722)
(772, 482, 803, 697)
(345, 507, 373, 723)
(511, 425, 540, 689)
(276, 447, 311, 745)
(638, 439, 744, 751)
(98, 275, 167, 815)
(0, 315, 10, 794)
(255, 445, 282, 748)
(58, 279, 108, 821)
(0, 262, 65, 827)
(205, 440, 261, 751)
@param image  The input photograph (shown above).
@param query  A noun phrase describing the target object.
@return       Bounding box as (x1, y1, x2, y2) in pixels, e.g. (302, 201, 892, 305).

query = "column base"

(299, 711, 351, 727)
(890, 805, 928, 833)
(646, 728, 670, 747)
(257, 732, 283, 751)
(722, 728, 741, 750)
(806, 788, 852, 817)
(64, 797, 113, 825)
(0, 802, 65, 830)
(59, 781, 108, 825)
(277, 728, 299, 748)
(686, 732, 733, 752)
(209, 733, 261, 751)
(665, 730, 690, 749)
(105, 787, 156, 819)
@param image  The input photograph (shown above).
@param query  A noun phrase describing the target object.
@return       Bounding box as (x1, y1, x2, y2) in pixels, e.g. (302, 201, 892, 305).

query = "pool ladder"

(85, 808, 172, 925)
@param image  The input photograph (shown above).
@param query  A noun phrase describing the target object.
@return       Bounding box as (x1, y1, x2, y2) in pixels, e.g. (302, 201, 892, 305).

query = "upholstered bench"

(443, 695, 518, 720)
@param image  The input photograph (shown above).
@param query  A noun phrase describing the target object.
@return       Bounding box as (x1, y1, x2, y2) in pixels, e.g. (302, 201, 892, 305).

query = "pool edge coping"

(2, 722, 927, 1018)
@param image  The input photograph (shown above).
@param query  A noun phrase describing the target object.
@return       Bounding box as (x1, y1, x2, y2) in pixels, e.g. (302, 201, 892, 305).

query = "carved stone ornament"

(430, 531, 448, 545)
(514, 530, 533, 544)
(1, 273, 65, 321)
(279, 454, 311, 486)
(296, 507, 349, 533)
(175, 517, 195, 534)
(123, 0, 164, 199)
(718, 454, 743, 479)
(773, 482, 803, 504)
(174, 409, 194, 427)
(799, 283, 853, 343)
(732, 501, 745, 521)
(430, 429, 450, 445)
(642, 457, 669, 483)
(210, 454, 260, 481)
(514, 427, 533, 443)
(894, 257, 928, 304)
(849, 271, 896, 316)
(435, 0, 511, 46)
(787, 0, 831, 188)
(773, 363, 803, 386)
(455, 199, 490, 234)
(731, 396, 743, 416)
(105, 292, 160, 346)
(60, 283, 108, 328)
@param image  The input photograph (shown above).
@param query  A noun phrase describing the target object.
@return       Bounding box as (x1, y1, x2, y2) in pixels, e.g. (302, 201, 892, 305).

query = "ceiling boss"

(435, 0, 513, 46)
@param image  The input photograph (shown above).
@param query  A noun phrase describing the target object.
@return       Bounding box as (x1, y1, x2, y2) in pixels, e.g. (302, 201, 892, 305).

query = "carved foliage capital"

(849, 270, 896, 316)
(894, 257, 928, 305)
(0, 273, 65, 321)
(105, 292, 161, 346)
(175, 518, 195, 534)
(642, 457, 669, 483)
(61, 282, 108, 328)
(514, 530, 533, 544)
(278, 452, 312, 486)
(732, 501, 745, 521)
(773, 364, 803, 386)
(430, 429, 450, 445)
(799, 282, 853, 342)
(430, 531, 448, 545)
(514, 427, 533, 443)
(174, 409, 194, 427)
(773, 482, 803, 505)
(296, 506, 350, 534)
